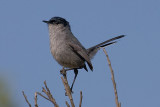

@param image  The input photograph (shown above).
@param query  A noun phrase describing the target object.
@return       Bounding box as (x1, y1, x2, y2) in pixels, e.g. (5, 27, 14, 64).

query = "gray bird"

(43, 17, 125, 91)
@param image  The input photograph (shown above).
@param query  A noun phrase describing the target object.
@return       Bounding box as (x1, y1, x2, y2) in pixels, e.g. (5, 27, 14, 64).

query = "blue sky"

(0, 0, 160, 107)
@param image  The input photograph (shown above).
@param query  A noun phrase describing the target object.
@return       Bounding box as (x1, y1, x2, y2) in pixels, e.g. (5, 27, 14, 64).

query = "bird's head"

(43, 17, 70, 27)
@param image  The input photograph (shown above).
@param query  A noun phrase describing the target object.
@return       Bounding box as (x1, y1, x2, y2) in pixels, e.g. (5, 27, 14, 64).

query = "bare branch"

(65, 101, 70, 107)
(103, 48, 121, 107)
(41, 81, 59, 107)
(37, 92, 50, 101)
(34, 92, 38, 107)
(22, 91, 32, 107)
(79, 91, 83, 107)
(23, 71, 84, 107)
(61, 69, 75, 107)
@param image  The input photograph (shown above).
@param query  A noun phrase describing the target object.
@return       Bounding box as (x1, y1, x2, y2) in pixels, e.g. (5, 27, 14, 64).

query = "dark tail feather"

(87, 35, 125, 59)
(88, 35, 125, 51)
(99, 41, 117, 48)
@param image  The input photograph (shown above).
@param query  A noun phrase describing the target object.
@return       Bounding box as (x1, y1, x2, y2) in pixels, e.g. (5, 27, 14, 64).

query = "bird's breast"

(50, 36, 85, 68)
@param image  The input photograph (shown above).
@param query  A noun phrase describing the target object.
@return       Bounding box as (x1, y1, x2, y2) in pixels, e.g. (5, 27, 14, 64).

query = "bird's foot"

(60, 68, 66, 76)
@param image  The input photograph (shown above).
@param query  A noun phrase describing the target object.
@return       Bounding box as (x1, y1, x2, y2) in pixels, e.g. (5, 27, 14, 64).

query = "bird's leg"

(70, 69, 78, 93)
(60, 67, 75, 75)
(60, 67, 80, 94)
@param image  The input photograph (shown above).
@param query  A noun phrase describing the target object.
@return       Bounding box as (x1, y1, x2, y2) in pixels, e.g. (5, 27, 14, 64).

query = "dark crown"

(48, 17, 69, 27)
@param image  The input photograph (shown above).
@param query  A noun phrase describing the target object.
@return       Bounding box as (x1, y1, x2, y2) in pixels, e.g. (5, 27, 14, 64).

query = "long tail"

(87, 35, 125, 59)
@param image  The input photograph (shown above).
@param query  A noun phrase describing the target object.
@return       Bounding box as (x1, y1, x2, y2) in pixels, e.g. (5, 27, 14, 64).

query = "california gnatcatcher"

(43, 17, 125, 91)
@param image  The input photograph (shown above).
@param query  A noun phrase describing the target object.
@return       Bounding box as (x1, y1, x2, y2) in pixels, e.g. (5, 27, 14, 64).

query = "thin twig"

(42, 81, 59, 107)
(66, 101, 70, 107)
(103, 48, 121, 107)
(61, 70, 75, 107)
(22, 91, 32, 107)
(79, 91, 83, 107)
(37, 92, 50, 101)
(34, 92, 38, 107)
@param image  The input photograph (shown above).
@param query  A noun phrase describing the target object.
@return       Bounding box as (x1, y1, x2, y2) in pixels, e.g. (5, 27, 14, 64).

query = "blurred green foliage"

(0, 78, 16, 107)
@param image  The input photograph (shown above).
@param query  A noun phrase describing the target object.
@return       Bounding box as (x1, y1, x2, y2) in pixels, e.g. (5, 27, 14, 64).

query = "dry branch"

(103, 48, 121, 107)
(61, 76, 75, 107)
(37, 92, 50, 101)
(34, 92, 38, 107)
(79, 91, 83, 107)
(41, 81, 59, 107)
(22, 91, 32, 107)
(66, 101, 70, 107)
(23, 78, 83, 107)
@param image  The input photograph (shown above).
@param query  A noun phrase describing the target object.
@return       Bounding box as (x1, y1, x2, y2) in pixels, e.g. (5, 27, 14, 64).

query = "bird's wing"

(68, 42, 93, 71)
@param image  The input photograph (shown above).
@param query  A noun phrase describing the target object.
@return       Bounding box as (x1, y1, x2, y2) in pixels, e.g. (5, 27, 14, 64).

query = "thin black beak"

(43, 20, 49, 24)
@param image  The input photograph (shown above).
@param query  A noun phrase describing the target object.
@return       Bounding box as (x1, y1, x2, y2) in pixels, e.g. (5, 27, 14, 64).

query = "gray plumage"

(43, 17, 125, 72)
(43, 17, 125, 91)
